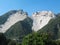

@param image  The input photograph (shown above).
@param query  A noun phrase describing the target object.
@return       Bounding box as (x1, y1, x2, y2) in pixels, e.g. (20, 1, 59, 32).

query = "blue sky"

(0, 0, 60, 16)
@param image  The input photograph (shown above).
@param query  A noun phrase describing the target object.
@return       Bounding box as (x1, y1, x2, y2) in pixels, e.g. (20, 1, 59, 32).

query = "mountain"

(0, 10, 17, 25)
(32, 11, 55, 31)
(0, 10, 28, 33)
(4, 17, 33, 43)
(0, 10, 32, 43)
(0, 10, 59, 43)
(38, 13, 60, 40)
(0, 10, 56, 33)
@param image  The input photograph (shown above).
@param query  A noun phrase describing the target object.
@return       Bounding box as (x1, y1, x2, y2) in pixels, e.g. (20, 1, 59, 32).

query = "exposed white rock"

(0, 10, 56, 33)
(0, 10, 27, 33)
(32, 11, 55, 31)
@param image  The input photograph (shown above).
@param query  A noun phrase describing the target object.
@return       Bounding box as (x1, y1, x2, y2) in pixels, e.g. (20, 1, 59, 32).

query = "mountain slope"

(32, 11, 55, 31)
(38, 14, 60, 39)
(0, 10, 17, 25)
(0, 10, 59, 43)
(4, 17, 33, 43)
(0, 10, 27, 33)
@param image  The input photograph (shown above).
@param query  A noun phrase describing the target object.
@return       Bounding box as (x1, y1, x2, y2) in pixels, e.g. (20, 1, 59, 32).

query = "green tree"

(22, 32, 60, 45)
(22, 32, 51, 45)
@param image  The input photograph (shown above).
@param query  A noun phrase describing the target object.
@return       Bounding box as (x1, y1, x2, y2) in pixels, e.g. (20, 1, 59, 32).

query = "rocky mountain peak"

(0, 10, 28, 33)
(0, 10, 56, 33)
(32, 11, 55, 31)
(17, 10, 28, 15)
(32, 11, 55, 17)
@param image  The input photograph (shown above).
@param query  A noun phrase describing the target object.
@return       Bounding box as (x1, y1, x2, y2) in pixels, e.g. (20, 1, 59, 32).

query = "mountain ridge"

(0, 9, 60, 43)
(32, 11, 55, 31)
(0, 10, 56, 32)
(0, 10, 28, 33)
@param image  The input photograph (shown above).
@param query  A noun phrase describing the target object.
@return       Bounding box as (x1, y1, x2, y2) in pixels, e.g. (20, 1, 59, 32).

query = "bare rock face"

(0, 10, 28, 33)
(0, 10, 56, 33)
(32, 11, 55, 31)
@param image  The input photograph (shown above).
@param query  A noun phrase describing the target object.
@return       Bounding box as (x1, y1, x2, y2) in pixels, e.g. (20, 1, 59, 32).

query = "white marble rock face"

(0, 10, 27, 33)
(0, 10, 56, 33)
(32, 11, 55, 31)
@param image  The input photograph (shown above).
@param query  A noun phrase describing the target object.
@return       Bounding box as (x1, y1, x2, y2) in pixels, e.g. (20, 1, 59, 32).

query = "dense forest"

(0, 32, 60, 45)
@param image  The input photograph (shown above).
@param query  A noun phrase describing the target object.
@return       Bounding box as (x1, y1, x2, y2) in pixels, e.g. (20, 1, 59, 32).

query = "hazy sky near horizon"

(0, 0, 60, 16)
